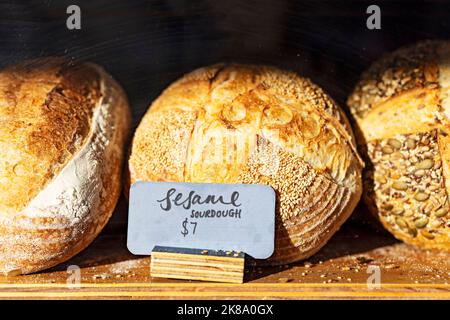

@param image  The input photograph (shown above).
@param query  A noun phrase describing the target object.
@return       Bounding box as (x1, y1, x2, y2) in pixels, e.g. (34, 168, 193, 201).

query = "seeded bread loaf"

(0, 58, 131, 274)
(128, 64, 363, 265)
(348, 41, 450, 250)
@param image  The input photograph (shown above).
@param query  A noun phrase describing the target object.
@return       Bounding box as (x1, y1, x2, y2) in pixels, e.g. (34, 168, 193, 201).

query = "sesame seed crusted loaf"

(348, 41, 450, 251)
(128, 64, 363, 265)
(0, 58, 131, 274)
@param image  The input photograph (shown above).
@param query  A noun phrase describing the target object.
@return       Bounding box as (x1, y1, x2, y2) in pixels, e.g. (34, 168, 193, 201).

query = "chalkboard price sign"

(127, 181, 276, 259)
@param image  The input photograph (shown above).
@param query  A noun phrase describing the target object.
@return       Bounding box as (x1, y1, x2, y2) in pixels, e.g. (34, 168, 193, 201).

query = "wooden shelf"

(1, 207, 449, 299)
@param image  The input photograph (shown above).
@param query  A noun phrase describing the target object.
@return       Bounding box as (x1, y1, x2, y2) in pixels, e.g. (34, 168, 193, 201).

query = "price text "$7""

(181, 218, 197, 237)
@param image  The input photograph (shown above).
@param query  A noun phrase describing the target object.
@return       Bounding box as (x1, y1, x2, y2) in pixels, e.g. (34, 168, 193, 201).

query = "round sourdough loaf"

(0, 58, 131, 274)
(348, 40, 450, 250)
(128, 64, 363, 265)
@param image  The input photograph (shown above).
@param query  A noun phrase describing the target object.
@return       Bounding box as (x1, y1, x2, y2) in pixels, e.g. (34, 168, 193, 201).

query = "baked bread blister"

(348, 41, 450, 250)
(0, 58, 131, 274)
(128, 64, 363, 265)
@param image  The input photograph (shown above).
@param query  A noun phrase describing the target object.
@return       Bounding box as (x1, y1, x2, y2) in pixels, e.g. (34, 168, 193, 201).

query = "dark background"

(1, 0, 449, 128)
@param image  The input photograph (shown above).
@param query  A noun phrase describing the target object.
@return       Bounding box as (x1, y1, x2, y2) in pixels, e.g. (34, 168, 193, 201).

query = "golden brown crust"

(348, 41, 450, 251)
(0, 58, 131, 274)
(0, 58, 101, 213)
(236, 137, 359, 265)
(348, 40, 440, 120)
(129, 64, 363, 265)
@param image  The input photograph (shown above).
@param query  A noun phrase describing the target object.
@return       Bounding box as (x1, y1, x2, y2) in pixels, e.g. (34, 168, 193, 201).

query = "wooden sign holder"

(150, 246, 245, 284)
